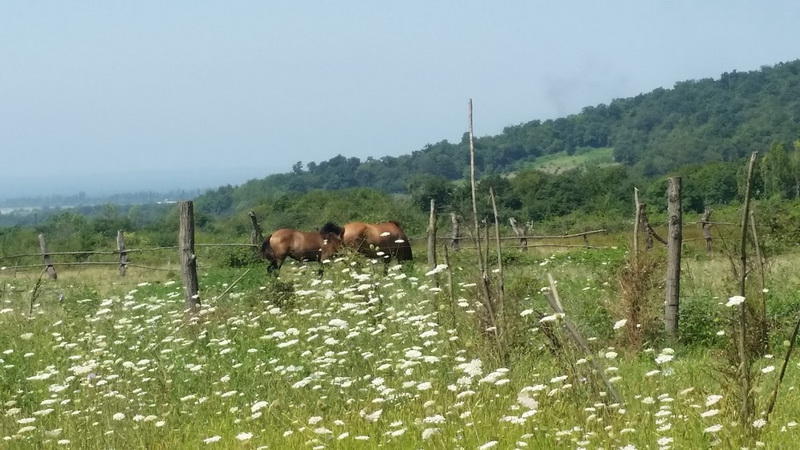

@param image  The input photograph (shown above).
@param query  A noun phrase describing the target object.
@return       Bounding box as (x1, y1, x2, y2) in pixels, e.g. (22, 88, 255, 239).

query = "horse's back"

(343, 222, 368, 246)
(269, 228, 299, 246)
(342, 221, 412, 260)
(269, 229, 321, 260)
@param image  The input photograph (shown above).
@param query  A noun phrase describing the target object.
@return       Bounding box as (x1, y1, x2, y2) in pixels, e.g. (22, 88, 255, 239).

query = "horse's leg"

(267, 253, 285, 276)
(265, 254, 278, 275)
(382, 256, 391, 275)
(267, 260, 279, 275)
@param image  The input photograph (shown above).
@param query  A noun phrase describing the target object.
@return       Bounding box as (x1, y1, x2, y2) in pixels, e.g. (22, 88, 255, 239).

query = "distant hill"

(0, 189, 203, 209)
(198, 60, 800, 214)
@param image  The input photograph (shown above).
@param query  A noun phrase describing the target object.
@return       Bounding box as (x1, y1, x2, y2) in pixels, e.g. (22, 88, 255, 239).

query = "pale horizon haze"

(2, 1, 800, 199)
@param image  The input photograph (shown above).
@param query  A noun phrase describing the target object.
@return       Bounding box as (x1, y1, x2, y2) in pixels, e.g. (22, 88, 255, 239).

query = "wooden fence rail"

(425, 228, 607, 242)
(457, 244, 612, 250)
(7, 262, 172, 271)
(0, 243, 258, 261)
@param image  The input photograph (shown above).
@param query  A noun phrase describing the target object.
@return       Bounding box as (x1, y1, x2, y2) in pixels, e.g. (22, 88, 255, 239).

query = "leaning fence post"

(509, 217, 528, 251)
(38, 233, 57, 280)
(450, 213, 460, 252)
(179, 201, 200, 311)
(545, 273, 623, 405)
(248, 211, 265, 254)
(664, 177, 682, 339)
(427, 199, 437, 269)
(117, 230, 128, 276)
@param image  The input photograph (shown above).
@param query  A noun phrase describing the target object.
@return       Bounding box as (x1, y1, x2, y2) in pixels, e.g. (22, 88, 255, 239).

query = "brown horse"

(342, 221, 412, 263)
(261, 222, 344, 275)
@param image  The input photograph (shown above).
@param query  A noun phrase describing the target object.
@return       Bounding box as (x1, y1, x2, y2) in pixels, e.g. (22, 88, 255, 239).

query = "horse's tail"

(387, 221, 412, 261)
(396, 241, 413, 261)
(396, 232, 413, 261)
(261, 235, 275, 262)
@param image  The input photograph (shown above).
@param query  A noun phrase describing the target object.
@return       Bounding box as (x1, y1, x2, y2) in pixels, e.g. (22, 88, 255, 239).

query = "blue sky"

(2, 1, 800, 197)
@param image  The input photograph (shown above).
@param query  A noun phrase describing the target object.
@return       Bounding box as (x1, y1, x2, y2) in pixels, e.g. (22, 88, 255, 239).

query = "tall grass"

(1, 243, 800, 448)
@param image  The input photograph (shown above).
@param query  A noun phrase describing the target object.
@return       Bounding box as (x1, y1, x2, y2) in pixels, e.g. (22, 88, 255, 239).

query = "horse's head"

(319, 222, 345, 260)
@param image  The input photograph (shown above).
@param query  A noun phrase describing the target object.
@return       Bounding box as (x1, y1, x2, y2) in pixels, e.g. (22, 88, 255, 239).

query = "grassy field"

(2, 233, 800, 449)
(522, 147, 617, 174)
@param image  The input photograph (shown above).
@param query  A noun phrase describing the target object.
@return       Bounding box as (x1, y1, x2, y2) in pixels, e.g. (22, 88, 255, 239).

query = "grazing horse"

(261, 222, 344, 275)
(342, 221, 412, 263)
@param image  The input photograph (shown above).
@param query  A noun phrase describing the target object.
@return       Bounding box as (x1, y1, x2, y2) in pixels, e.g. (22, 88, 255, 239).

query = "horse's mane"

(319, 222, 343, 236)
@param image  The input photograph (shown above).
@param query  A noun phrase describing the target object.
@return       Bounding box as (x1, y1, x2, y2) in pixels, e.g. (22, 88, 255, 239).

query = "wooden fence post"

(179, 201, 200, 311)
(664, 177, 682, 339)
(509, 217, 528, 251)
(248, 211, 265, 252)
(633, 187, 641, 257)
(38, 233, 57, 280)
(427, 199, 437, 269)
(450, 213, 460, 252)
(700, 208, 713, 255)
(117, 230, 128, 276)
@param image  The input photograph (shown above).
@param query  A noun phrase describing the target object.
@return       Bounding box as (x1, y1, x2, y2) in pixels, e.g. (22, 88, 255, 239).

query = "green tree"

(408, 174, 453, 212)
(761, 143, 793, 198)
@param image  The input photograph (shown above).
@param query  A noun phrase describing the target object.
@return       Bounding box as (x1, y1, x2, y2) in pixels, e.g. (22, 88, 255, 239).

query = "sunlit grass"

(2, 246, 800, 448)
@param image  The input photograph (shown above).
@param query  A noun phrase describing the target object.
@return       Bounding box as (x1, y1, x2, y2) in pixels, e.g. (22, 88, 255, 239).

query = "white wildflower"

(725, 295, 745, 307)
(705, 394, 723, 406)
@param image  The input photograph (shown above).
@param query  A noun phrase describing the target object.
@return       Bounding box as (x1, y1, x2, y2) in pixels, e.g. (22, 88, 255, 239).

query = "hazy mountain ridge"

(194, 60, 800, 214)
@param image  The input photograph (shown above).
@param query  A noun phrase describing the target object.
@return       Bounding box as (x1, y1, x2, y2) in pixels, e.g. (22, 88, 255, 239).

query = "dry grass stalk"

(616, 253, 662, 349)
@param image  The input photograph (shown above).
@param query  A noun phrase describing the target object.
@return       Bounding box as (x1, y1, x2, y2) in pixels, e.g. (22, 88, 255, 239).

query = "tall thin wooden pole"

(467, 99, 500, 343)
(38, 234, 57, 280)
(489, 188, 505, 319)
(633, 187, 641, 258)
(737, 152, 758, 424)
(117, 230, 128, 277)
(179, 201, 200, 311)
(664, 177, 682, 339)
(427, 199, 438, 269)
(468, 99, 486, 277)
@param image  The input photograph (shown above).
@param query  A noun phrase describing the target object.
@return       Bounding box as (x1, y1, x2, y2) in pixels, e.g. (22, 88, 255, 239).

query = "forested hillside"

(4, 60, 800, 247)
(198, 60, 800, 214)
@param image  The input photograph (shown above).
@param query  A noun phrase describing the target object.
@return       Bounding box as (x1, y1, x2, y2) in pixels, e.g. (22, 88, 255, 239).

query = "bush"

(678, 294, 725, 348)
